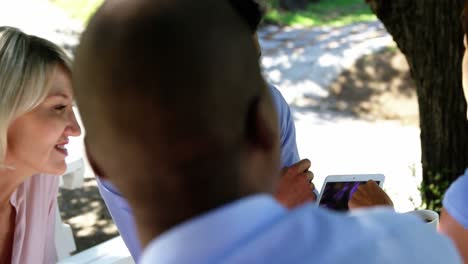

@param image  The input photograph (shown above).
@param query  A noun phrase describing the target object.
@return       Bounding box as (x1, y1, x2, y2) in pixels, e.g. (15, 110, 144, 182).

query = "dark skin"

(275, 159, 315, 208)
(83, 2, 315, 221)
(88, 35, 316, 211)
(348, 180, 393, 209)
(74, 0, 283, 246)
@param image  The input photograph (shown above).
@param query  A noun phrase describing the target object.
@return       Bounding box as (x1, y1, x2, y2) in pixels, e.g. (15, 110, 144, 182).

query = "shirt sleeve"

(96, 177, 142, 261)
(268, 84, 300, 168)
(443, 168, 468, 229)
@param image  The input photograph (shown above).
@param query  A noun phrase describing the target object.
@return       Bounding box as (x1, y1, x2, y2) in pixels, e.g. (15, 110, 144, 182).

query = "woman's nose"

(65, 108, 82, 137)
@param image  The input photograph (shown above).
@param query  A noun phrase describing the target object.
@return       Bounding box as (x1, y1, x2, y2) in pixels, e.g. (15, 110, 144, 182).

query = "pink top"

(10, 174, 59, 264)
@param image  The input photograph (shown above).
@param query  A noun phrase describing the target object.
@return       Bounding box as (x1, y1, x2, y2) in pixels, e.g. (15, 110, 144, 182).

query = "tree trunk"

(365, 0, 468, 210)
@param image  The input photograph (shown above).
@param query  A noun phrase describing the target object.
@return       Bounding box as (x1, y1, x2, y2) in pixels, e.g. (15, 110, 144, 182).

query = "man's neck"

(131, 194, 246, 247)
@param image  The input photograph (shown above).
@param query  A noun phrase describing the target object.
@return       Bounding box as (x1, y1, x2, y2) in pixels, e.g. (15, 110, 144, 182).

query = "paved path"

(259, 21, 393, 103)
(1, 1, 422, 212)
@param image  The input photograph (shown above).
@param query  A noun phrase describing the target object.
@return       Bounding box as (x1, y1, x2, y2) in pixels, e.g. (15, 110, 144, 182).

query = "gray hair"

(0, 26, 72, 166)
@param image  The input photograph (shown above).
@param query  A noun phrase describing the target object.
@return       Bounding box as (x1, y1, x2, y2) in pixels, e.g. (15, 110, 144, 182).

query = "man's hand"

(274, 159, 316, 209)
(348, 181, 394, 209)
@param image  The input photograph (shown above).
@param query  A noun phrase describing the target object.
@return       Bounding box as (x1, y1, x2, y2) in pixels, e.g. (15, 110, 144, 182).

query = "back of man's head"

(229, 0, 265, 33)
(74, 0, 280, 243)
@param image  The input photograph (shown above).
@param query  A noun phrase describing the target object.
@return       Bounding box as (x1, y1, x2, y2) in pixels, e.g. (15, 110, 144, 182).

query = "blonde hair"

(0, 26, 72, 165)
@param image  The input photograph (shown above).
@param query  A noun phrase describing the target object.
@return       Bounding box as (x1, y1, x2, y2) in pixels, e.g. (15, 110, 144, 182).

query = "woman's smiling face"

(5, 64, 81, 175)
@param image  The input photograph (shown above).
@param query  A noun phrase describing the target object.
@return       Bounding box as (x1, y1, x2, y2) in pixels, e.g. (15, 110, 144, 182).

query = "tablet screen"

(318, 181, 380, 211)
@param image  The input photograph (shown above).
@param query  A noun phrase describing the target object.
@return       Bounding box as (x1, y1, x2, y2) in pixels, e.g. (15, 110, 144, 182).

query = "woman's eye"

(54, 105, 67, 111)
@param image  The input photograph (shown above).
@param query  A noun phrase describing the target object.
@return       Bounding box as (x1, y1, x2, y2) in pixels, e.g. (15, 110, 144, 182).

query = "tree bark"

(365, 0, 468, 210)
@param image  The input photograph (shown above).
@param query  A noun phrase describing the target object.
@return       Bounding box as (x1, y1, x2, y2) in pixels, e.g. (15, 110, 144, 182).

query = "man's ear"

(245, 96, 277, 151)
(84, 137, 107, 179)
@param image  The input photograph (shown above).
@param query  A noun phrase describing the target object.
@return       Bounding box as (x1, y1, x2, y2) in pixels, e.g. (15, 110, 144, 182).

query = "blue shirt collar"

(140, 194, 286, 263)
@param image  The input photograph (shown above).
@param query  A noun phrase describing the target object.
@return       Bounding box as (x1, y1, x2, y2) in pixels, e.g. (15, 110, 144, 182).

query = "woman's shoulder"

(29, 174, 60, 191)
(15, 174, 60, 207)
(443, 168, 468, 228)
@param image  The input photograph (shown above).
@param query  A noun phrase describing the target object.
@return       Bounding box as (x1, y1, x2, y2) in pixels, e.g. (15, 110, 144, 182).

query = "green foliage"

(264, 0, 376, 27)
(50, 0, 104, 25)
(419, 171, 451, 213)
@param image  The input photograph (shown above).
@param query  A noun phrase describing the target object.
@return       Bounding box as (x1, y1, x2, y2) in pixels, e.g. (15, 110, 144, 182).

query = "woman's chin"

(43, 163, 67, 176)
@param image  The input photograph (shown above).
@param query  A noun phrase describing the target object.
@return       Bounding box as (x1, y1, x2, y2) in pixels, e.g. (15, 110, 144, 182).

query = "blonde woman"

(0, 27, 81, 264)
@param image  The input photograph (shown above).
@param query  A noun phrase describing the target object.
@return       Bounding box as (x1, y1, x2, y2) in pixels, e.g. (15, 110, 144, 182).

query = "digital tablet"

(316, 174, 385, 211)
